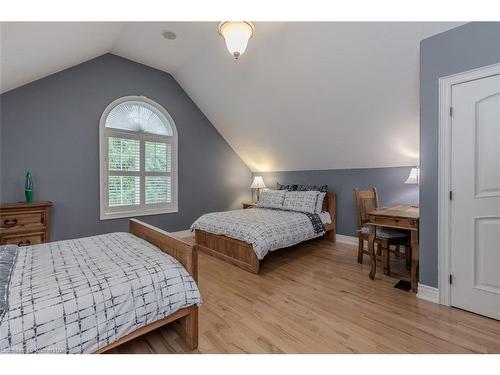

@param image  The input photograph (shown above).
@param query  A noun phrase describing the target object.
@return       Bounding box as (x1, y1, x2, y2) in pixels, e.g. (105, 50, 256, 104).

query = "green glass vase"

(25, 171, 33, 203)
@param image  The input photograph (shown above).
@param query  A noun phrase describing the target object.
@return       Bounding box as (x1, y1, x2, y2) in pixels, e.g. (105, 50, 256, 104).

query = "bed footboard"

(129, 218, 198, 282)
(95, 306, 198, 353)
(94, 218, 200, 351)
(195, 229, 260, 274)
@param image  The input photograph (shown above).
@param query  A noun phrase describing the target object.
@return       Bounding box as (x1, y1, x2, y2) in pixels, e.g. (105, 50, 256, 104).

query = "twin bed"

(0, 186, 336, 353)
(0, 219, 201, 354)
(192, 191, 336, 274)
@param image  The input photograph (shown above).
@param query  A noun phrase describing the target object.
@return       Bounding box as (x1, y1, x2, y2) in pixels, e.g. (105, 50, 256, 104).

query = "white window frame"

(99, 96, 178, 220)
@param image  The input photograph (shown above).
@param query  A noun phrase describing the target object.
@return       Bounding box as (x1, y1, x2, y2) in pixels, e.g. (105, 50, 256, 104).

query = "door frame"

(438, 62, 500, 306)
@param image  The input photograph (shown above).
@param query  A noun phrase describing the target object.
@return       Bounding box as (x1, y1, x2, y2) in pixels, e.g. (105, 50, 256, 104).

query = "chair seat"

(359, 226, 409, 239)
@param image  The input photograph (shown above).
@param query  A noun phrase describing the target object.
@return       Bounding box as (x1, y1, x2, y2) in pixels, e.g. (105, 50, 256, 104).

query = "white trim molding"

(335, 234, 358, 245)
(416, 283, 439, 304)
(438, 62, 500, 306)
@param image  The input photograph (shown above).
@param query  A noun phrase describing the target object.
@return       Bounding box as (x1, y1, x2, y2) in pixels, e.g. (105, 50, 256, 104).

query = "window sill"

(100, 207, 178, 220)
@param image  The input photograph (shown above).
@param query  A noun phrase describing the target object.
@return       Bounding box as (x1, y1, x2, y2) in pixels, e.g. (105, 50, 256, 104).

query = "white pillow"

(256, 189, 286, 209)
(283, 190, 320, 214)
(315, 192, 326, 214)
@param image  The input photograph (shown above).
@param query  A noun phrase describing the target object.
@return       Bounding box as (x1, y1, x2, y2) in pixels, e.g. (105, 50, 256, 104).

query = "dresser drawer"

(369, 215, 418, 230)
(0, 201, 52, 244)
(0, 210, 46, 233)
(1, 232, 45, 247)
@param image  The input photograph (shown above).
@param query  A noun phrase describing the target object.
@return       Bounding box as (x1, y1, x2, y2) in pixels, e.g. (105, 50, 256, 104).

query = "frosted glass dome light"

(218, 21, 254, 59)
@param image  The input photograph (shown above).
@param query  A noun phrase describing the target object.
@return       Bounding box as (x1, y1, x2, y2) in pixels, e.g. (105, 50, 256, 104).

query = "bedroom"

(1, 0, 499, 372)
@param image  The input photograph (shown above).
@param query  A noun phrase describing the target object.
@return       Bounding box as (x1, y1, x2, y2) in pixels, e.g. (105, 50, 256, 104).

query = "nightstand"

(242, 202, 257, 209)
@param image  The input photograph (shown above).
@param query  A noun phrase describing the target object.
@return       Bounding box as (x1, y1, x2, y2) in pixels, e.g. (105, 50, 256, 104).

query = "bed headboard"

(325, 192, 336, 217)
(324, 192, 336, 241)
(129, 219, 198, 282)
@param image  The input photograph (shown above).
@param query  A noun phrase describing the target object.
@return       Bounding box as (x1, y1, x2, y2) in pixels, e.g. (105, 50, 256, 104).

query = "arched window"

(99, 96, 178, 220)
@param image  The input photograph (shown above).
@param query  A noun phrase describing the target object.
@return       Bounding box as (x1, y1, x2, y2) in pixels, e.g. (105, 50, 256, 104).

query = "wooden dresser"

(0, 201, 52, 246)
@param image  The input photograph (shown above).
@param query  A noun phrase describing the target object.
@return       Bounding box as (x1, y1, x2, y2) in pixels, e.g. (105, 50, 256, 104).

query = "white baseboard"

(416, 283, 439, 304)
(335, 234, 358, 245)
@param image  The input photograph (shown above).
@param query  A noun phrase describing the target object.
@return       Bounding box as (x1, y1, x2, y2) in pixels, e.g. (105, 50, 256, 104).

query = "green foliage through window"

(108, 137, 140, 171)
(108, 176, 140, 206)
(145, 141, 171, 172)
(145, 176, 171, 204)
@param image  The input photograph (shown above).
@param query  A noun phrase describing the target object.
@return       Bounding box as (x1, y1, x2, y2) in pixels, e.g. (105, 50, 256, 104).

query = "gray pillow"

(283, 191, 320, 214)
(256, 190, 286, 209)
(277, 183, 328, 211)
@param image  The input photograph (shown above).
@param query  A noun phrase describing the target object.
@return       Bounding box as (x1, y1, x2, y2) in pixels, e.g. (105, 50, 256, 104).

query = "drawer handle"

(4, 219, 18, 227)
(18, 240, 31, 246)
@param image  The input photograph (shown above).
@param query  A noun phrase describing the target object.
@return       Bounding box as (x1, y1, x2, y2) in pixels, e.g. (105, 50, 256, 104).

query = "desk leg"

(411, 230, 419, 292)
(368, 225, 377, 280)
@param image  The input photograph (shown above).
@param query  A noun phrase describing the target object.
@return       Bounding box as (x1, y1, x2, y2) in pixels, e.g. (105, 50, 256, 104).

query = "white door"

(450, 73, 500, 320)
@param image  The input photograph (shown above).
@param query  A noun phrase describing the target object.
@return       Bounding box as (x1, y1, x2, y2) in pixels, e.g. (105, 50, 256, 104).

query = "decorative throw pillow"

(282, 190, 320, 214)
(277, 183, 327, 192)
(278, 183, 328, 210)
(256, 189, 286, 209)
(277, 183, 296, 191)
(315, 192, 326, 213)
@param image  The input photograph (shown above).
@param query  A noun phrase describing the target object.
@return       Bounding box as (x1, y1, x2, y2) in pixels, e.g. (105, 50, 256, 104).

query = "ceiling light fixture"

(218, 21, 254, 59)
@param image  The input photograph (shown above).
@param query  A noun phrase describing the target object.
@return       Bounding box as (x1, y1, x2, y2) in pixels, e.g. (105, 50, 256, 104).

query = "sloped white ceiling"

(0, 22, 124, 93)
(1, 22, 463, 171)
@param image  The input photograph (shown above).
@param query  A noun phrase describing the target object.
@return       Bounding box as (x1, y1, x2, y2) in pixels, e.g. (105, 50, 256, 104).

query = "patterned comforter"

(191, 208, 326, 260)
(0, 232, 202, 354)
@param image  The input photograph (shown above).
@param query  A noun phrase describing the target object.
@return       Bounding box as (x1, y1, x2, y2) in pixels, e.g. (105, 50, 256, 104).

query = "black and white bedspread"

(191, 208, 326, 260)
(0, 232, 201, 354)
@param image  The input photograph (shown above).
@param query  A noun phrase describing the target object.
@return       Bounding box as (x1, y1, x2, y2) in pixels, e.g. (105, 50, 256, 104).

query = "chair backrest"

(354, 187, 381, 229)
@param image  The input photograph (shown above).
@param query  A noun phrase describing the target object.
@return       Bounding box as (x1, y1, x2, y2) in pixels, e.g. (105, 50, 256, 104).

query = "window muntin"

(100, 96, 178, 220)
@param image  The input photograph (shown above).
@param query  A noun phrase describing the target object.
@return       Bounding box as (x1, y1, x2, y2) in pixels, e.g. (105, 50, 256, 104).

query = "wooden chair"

(354, 187, 411, 275)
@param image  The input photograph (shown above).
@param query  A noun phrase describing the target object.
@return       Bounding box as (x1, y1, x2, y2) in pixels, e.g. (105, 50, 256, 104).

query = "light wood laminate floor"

(107, 236, 500, 354)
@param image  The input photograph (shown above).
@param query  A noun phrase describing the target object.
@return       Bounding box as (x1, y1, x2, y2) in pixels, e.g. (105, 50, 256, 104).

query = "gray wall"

(0, 54, 252, 241)
(420, 22, 500, 287)
(256, 167, 418, 237)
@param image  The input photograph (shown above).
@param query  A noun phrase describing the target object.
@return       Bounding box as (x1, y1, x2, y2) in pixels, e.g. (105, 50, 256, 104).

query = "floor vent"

(394, 280, 412, 291)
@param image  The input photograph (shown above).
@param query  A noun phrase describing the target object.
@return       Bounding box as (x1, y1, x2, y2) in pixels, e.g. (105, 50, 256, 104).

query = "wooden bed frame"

(95, 219, 199, 353)
(195, 192, 336, 274)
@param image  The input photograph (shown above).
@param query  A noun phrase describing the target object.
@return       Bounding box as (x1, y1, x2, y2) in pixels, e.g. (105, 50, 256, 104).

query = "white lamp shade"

(405, 167, 420, 184)
(250, 176, 266, 189)
(219, 22, 254, 59)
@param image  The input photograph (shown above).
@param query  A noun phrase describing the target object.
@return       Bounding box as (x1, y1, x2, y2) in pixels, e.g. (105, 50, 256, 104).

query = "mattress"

(0, 232, 202, 354)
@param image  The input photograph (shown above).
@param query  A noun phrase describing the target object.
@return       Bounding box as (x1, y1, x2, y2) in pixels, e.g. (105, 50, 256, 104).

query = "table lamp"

(250, 176, 266, 201)
(405, 167, 419, 185)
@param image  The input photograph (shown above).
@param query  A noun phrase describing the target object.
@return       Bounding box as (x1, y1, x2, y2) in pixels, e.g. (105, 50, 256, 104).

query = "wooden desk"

(366, 205, 419, 292)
